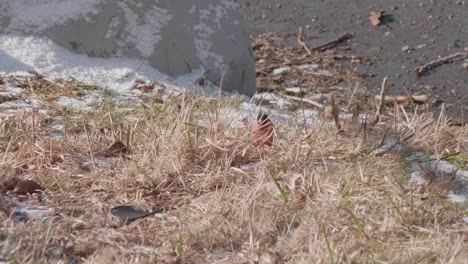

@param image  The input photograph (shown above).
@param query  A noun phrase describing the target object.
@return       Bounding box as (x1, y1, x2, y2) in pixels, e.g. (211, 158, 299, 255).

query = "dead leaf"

(1, 177, 20, 193)
(50, 155, 64, 165)
(131, 80, 155, 93)
(13, 179, 44, 195)
(369, 11, 383, 26)
(104, 141, 127, 157)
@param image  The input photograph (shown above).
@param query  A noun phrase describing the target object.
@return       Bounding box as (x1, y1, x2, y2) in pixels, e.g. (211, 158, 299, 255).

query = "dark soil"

(237, 0, 468, 117)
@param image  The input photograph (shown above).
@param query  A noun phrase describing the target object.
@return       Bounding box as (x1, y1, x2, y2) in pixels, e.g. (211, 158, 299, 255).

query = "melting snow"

(0, 34, 219, 99)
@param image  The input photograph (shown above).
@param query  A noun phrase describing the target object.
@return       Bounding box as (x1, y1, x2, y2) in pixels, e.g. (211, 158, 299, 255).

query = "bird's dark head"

(257, 112, 270, 125)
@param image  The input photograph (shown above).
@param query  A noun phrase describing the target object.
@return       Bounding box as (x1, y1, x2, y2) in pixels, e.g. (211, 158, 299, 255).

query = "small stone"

(261, 14, 267, 19)
(401, 45, 410, 52)
(463, 62, 468, 70)
(259, 252, 281, 264)
(416, 44, 427, 49)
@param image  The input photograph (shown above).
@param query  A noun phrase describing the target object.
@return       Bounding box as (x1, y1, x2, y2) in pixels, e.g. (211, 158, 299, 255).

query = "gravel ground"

(237, 0, 468, 117)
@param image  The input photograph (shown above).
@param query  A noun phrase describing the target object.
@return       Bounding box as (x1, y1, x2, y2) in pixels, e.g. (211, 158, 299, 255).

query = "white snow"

(447, 192, 467, 203)
(0, 34, 217, 98)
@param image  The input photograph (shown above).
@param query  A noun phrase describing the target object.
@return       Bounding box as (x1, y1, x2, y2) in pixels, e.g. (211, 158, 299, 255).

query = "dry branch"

(371, 77, 388, 126)
(416, 52, 467, 77)
(311, 32, 353, 52)
(448, 118, 468, 126)
(278, 92, 324, 109)
(330, 96, 341, 131)
(297, 27, 312, 54)
(374, 95, 429, 105)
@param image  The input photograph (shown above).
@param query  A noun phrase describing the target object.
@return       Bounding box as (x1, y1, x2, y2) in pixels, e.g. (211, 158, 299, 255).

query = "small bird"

(251, 111, 274, 147)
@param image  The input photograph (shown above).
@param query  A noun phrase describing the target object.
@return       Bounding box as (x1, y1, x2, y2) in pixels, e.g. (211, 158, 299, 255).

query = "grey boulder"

(0, 0, 256, 96)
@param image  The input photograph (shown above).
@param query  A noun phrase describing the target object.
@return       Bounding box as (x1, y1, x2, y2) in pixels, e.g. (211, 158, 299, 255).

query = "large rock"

(0, 0, 256, 96)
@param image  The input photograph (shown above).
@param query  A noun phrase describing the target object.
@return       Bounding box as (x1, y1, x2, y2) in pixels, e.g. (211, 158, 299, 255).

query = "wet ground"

(237, 0, 468, 117)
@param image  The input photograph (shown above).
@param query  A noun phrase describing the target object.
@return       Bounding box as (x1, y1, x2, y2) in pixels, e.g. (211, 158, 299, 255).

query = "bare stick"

(278, 93, 324, 109)
(448, 118, 468, 126)
(311, 32, 352, 52)
(346, 82, 360, 111)
(374, 95, 429, 105)
(1, 135, 15, 164)
(371, 77, 388, 126)
(331, 96, 341, 131)
(416, 52, 467, 78)
(297, 27, 311, 54)
(83, 120, 97, 170)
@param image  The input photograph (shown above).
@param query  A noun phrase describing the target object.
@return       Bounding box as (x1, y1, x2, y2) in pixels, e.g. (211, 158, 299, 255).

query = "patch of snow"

(272, 67, 291, 75)
(54, 95, 99, 110)
(310, 69, 333, 77)
(296, 64, 319, 71)
(436, 160, 468, 178)
(0, 34, 218, 108)
(285, 87, 303, 93)
(447, 191, 467, 203)
(0, 99, 34, 109)
(410, 171, 426, 185)
(371, 137, 401, 156)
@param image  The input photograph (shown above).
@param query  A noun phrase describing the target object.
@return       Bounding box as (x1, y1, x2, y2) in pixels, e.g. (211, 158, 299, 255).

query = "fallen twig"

(416, 52, 467, 78)
(311, 32, 353, 52)
(346, 83, 360, 111)
(448, 118, 468, 126)
(278, 93, 324, 109)
(330, 96, 341, 131)
(374, 94, 429, 106)
(297, 27, 311, 55)
(371, 77, 388, 126)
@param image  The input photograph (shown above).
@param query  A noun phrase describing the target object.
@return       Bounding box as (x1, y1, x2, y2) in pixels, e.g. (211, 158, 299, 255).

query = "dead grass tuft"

(0, 90, 467, 263)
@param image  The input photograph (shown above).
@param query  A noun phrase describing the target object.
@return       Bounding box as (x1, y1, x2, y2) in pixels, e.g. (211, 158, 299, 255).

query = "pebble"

(259, 252, 281, 264)
(463, 62, 468, 70)
(401, 45, 410, 52)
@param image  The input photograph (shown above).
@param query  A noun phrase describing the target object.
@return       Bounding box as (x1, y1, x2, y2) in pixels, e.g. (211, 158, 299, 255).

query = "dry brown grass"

(0, 92, 467, 264)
